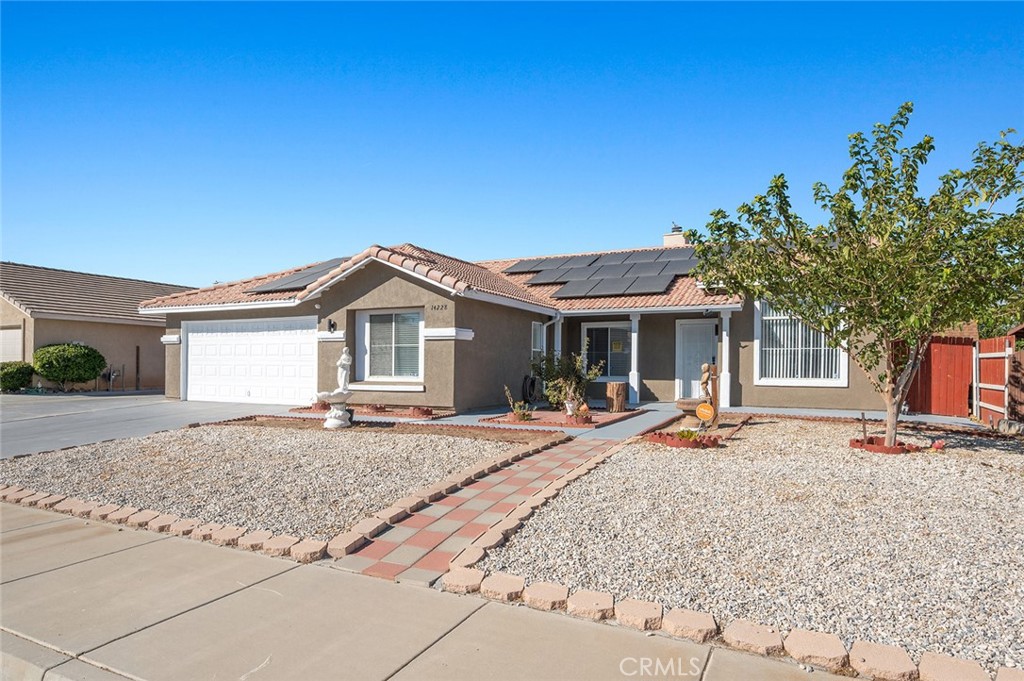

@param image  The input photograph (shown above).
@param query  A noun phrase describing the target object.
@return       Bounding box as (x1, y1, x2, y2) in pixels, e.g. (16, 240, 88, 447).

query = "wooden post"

(709, 365, 720, 427)
(606, 382, 628, 413)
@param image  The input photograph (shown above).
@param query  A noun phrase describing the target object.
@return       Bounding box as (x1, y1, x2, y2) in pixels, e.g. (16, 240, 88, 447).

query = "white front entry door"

(675, 320, 717, 399)
(183, 317, 317, 405)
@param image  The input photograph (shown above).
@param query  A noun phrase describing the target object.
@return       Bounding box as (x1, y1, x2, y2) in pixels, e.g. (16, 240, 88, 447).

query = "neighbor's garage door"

(183, 317, 317, 405)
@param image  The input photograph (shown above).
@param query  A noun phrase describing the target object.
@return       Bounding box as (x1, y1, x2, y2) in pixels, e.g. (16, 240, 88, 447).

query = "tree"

(33, 343, 107, 392)
(695, 103, 1024, 445)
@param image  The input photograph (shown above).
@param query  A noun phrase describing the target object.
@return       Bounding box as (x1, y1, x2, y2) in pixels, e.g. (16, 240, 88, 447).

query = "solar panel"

(624, 250, 663, 263)
(560, 255, 597, 269)
(532, 257, 572, 270)
(562, 266, 602, 281)
(526, 268, 572, 285)
(625, 261, 667, 278)
(248, 258, 347, 293)
(587, 277, 636, 297)
(625, 275, 676, 295)
(593, 263, 633, 279)
(661, 259, 697, 276)
(502, 258, 544, 274)
(551, 279, 599, 298)
(591, 252, 629, 266)
(657, 248, 695, 261)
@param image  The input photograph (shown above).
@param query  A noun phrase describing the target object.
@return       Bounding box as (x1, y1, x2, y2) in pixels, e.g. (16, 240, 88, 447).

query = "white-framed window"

(582, 322, 631, 380)
(753, 300, 848, 387)
(531, 321, 545, 362)
(355, 309, 424, 381)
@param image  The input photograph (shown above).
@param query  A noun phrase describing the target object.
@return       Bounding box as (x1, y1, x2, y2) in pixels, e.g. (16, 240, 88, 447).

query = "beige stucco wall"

(729, 299, 882, 410)
(1, 299, 32, 362)
(453, 298, 548, 412)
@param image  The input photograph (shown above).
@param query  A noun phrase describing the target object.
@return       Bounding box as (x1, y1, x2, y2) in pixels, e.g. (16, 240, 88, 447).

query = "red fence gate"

(1010, 350, 1023, 422)
(907, 336, 974, 417)
(978, 336, 1013, 426)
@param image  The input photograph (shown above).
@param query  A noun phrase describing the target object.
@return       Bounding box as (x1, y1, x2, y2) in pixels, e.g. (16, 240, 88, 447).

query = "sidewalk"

(1, 504, 842, 681)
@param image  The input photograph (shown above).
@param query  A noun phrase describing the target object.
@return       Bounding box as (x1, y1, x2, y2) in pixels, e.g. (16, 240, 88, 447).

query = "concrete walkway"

(0, 504, 844, 681)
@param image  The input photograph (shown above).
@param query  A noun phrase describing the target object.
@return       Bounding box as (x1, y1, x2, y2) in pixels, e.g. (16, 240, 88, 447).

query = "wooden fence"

(906, 336, 974, 418)
(977, 336, 1014, 426)
(1010, 349, 1023, 422)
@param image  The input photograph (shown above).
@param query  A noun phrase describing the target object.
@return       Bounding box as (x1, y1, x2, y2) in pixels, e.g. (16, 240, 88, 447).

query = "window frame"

(581, 321, 632, 383)
(752, 300, 848, 388)
(531, 321, 545, 362)
(355, 308, 425, 382)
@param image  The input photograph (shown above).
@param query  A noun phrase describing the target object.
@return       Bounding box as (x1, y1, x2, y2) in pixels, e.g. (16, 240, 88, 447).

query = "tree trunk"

(884, 393, 900, 447)
(606, 382, 627, 413)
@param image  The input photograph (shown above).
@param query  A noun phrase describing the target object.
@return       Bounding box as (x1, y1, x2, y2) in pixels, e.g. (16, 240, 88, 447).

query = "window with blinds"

(367, 311, 421, 378)
(757, 301, 843, 385)
(584, 324, 631, 378)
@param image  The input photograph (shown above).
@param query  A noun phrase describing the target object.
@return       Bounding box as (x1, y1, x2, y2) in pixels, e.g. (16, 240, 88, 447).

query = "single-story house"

(139, 230, 880, 411)
(1, 262, 191, 390)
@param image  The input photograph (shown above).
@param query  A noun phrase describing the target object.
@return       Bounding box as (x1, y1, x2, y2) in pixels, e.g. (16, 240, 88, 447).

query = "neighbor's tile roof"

(139, 242, 740, 313)
(1, 262, 192, 323)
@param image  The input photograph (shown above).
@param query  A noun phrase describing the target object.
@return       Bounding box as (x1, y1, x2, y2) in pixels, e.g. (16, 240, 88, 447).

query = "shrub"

(33, 343, 107, 391)
(0, 361, 35, 392)
(530, 338, 604, 412)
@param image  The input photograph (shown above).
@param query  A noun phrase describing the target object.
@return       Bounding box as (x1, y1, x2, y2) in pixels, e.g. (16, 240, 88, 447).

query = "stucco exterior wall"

(32, 318, 168, 390)
(729, 299, 882, 410)
(453, 298, 548, 412)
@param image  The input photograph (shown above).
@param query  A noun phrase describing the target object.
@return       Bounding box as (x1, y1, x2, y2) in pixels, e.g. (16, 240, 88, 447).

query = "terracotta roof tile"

(2, 262, 191, 323)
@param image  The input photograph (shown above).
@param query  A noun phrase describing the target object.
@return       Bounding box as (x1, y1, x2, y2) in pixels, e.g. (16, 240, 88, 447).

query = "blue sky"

(2, 2, 1021, 287)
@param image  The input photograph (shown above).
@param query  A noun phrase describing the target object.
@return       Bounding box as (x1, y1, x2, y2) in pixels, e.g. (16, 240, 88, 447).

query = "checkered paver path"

(333, 439, 617, 586)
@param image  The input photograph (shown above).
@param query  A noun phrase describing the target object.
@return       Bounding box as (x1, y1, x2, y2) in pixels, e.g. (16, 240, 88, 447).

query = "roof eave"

(138, 298, 303, 315)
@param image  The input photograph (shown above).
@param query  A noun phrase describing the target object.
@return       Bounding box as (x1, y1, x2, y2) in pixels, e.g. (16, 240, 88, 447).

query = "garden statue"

(699, 362, 711, 399)
(314, 347, 353, 429)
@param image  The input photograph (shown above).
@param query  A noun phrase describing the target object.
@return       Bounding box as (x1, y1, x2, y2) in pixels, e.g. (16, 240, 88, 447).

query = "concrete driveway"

(0, 394, 296, 459)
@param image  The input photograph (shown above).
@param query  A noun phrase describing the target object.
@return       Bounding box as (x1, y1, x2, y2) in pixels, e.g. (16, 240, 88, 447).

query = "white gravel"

(0, 425, 514, 540)
(481, 419, 1024, 673)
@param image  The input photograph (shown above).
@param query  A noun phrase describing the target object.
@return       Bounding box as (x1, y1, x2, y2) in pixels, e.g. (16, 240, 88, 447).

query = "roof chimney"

(663, 222, 691, 247)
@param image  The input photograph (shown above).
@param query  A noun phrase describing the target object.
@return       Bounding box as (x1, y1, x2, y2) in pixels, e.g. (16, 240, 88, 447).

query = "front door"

(675, 321, 717, 399)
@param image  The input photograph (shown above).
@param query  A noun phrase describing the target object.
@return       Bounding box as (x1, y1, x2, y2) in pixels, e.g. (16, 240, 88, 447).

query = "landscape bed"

(0, 422, 533, 540)
(480, 418, 1024, 673)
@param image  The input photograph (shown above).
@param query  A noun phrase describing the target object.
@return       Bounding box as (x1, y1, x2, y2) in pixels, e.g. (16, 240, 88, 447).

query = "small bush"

(0, 361, 35, 392)
(33, 343, 107, 391)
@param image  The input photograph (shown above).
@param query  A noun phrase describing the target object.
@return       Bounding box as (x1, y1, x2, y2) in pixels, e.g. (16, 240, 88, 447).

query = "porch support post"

(553, 318, 563, 357)
(629, 313, 640, 404)
(719, 311, 732, 408)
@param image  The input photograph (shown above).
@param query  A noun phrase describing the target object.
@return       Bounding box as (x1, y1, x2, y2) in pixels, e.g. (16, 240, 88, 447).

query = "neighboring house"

(1, 262, 191, 390)
(139, 230, 880, 411)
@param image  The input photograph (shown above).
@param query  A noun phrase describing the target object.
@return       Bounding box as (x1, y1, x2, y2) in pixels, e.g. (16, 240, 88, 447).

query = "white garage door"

(1, 327, 24, 362)
(183, 317, 317, 405)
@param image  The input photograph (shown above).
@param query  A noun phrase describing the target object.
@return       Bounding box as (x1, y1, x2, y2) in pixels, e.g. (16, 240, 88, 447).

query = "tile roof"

(139, 243, 740, 314)
(1, 262, 191, 324)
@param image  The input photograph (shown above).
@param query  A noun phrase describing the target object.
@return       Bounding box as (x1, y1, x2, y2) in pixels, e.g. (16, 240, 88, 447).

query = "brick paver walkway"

(333, 438, 617, 585)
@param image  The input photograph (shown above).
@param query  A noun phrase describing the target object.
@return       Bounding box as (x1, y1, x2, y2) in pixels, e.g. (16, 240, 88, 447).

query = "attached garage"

(1, 327, 24, 362)
(182, 317, 317, 404)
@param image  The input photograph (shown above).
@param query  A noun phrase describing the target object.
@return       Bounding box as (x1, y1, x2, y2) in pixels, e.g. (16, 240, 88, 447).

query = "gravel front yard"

(481, 419, 1024, 672)
(0, 424, 516, 540)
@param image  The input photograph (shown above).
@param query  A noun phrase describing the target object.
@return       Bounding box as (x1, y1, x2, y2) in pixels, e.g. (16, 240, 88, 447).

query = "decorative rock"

(326, 531, 366, 558)
(480, 572, 525, 602)
(106, 506, 140, 524)
(146, 513, 179, 532)
(210, 525, 247, 546)
(262, 535, 299, 557)
(238, 530, 274, 551)
(352, 517, 388, 538)
(126, 510, 161, 528)
(89, 503, 121, 520)
(615, 599, 663, 630)
(661, 608, 717, 643)
(472, 530, 505, 550)
(918, 652, 988, 681)
(523, 581, 568, 611)
(723, 620, 784, 656)
(566, 589, 615, 621)
(37, 494, 67, 509)
(850, 640, 919, 681)
(289, 539, 327, 563)
(784, 628, 849, 672)
(190, 522, 224, 540)
(450, 547, 486, 568)
(442, 567, 485, 594)
(168, 519, 200, 536)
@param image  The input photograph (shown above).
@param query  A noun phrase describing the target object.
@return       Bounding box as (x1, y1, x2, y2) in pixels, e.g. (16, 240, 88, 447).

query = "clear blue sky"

(2, 2, 1021, 287)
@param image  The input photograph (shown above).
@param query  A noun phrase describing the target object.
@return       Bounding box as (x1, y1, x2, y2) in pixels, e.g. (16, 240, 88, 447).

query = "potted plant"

(531, 339, 603, 421)
(504, 385, 534, 421)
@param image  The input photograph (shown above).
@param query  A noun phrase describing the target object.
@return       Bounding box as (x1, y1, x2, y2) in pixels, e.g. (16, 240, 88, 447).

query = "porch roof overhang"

(557, 303, 742, 317)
